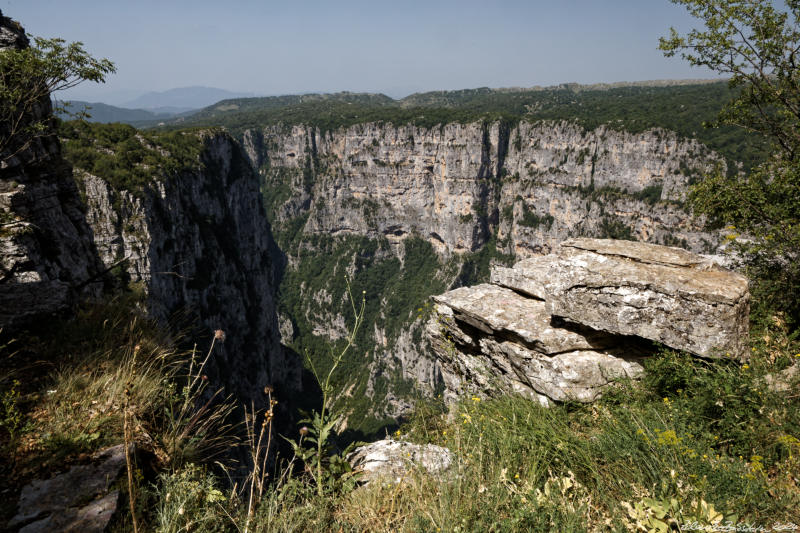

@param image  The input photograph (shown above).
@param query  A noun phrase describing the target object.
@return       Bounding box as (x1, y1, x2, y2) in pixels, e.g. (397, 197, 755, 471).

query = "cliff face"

(75, 132, 300, 405)
(0, 11, 103, 331)
(246, 120, 724, 429)
(248, 120, 719, 258)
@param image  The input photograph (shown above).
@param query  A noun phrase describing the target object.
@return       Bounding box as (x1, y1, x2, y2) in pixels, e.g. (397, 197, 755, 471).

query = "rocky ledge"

(427, 238, 750, 404)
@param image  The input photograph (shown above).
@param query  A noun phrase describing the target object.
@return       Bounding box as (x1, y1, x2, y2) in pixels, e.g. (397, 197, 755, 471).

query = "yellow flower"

(742, 364, 750, 369)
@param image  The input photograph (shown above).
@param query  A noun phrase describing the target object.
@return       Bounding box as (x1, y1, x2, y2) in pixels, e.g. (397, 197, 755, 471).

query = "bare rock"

(429, 284, 644, 403)
(544, 238, 750, 360)
(765, 364, 799, 394)
(347, 439, 453, 484)
(9, 444, 127, 532)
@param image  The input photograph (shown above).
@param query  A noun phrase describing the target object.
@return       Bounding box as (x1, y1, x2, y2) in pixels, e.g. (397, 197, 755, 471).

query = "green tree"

(660, 0, 800, 324)
(0, 36, 115, 163)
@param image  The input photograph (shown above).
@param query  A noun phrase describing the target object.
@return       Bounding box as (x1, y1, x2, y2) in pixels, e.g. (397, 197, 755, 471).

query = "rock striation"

(428, 238, 749, 404)
(0, 10, 103, 332)
(75, 132, 301, 405)
(248, 119, 727, 422)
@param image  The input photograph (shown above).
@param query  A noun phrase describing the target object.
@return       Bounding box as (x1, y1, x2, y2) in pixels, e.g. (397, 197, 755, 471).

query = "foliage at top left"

(59, 120, 208, 194)
(0, 36, 115, 163)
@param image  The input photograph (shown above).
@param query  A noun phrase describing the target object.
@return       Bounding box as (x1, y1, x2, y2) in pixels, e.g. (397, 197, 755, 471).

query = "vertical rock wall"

(77, 132, 301, 404)
(0, 11, 103, 331)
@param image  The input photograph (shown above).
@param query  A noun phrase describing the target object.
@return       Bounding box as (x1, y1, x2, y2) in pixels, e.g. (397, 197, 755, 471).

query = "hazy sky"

(3, 0, 718, 104)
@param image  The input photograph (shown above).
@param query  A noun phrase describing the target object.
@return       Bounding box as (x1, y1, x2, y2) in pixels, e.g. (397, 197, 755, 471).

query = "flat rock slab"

(490, 255, 552, 300)
(9, 444, 126, 532)
(347, 439, 453, 484)
(503, 238, 749, 360)
(432, 284, 615, 354)
(428, 289, 645, 403)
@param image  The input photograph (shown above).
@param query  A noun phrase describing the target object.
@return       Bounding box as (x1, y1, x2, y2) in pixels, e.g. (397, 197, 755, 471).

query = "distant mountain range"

(121, 86, 255, 111)
(54, 86, 258, 126)
(54, 100, 182, 125)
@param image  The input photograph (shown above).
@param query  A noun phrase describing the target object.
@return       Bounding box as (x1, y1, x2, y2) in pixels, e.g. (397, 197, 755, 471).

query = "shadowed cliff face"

(0, 11, 103, 332)
(244, 119, 725, 431)
(75, 132, 301, 407)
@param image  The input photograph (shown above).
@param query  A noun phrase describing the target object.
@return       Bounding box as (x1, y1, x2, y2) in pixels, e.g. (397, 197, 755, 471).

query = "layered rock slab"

(428, 284, 645, 404)
(526, 239, 749, 360)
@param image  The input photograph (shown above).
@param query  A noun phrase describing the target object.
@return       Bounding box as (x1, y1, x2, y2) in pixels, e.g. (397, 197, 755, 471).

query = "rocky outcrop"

(540, 239, 749, 359)
(249, 119, 726, 425)
(428, 239, 749, 404)
(9, 444, 127, 532)
(76, 132, 300, 405)
(0, 11, 103, 332)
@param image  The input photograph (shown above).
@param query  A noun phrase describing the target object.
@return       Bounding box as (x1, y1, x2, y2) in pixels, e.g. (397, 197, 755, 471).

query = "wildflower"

(742, 364, 750, 370)
(471, 396, 481, 402)
(299, 426, 309, 436)
(264, 385, 274, 394)
(214, 329, 226, 342)
(201, 375, 208, 381)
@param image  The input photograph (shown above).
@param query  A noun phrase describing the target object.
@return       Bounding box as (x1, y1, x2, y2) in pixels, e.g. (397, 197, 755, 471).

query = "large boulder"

(428, 284, 646, 404)
(347, 439, 453, 484)
(9, 444, 128, 532)
(427, 238, 751, 404)
(542, 239, 749, 360)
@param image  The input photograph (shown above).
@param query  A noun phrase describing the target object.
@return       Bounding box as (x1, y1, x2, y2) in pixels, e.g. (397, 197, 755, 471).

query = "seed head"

(299, 426, 309, 437)
(214, 329, 226, 342)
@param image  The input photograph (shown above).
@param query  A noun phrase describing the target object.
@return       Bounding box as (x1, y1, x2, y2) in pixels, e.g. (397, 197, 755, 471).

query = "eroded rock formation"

(0, 10, 103, 331)
(76, 132, 301, 405)
(428, 239, 749, 404)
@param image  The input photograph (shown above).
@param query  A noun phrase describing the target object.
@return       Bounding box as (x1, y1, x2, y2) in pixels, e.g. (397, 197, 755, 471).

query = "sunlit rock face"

(429, 239, 749, 405)
(0, 10, 103, 332)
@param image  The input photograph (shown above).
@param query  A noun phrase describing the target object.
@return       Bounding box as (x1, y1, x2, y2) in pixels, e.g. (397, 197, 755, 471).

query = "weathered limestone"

(347, 439, 453, 484)
(9, 444, 127, 532)
(546, 239, 749, 360)
(428, 238, 750, 404)
(0, 10, 103, 332)
(429, 284, 645, 404)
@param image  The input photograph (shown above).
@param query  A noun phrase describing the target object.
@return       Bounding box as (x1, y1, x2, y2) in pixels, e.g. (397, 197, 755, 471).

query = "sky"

(2, 0, 720, 105)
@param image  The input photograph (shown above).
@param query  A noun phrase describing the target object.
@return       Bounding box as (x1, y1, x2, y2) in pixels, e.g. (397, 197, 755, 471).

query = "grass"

(2, 292, 798, 532)
(129, 317, 799, 532)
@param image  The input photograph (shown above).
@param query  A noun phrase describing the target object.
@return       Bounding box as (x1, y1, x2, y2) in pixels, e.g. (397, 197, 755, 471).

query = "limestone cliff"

(0, 11, 103, 332)
(74, 131, 301, 405)
(245, 119, 725, 429)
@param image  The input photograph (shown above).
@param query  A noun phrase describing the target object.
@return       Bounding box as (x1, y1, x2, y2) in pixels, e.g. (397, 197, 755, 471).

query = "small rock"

(347, 439, 453, 484)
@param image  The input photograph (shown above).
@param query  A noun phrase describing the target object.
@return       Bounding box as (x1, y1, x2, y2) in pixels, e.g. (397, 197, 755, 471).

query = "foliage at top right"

(661, 0, 800, 326)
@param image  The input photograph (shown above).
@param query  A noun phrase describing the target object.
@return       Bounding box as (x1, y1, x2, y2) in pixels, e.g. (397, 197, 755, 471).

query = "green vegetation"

(518, 203, 555, 229)
(0, 34, 115, 163)
(661, 0, 800, 326)
(273, 230, 455, 434)
(59, 121, 207, 194)
(7, 296, 797, 531)
(154, 81, 768, 174)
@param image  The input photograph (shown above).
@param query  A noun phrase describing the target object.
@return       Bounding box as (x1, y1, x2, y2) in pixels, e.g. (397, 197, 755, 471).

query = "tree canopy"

(661, 0, 800, 324)
(0, 36, 115, 164)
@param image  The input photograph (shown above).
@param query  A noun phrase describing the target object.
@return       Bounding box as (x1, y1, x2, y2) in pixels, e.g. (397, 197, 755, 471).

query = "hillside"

(151, 81, 768, 173)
